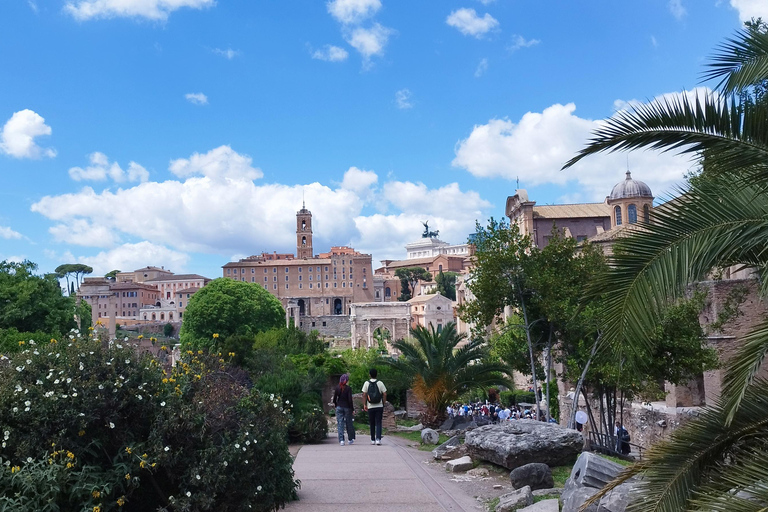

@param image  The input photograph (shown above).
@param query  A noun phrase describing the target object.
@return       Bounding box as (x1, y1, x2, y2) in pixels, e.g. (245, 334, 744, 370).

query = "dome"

(609, 171, 652, 200)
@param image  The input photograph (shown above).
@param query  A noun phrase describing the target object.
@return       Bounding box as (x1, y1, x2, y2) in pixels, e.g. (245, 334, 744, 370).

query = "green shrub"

(0, 333, 298, 511)
(163, 323, 173, 337)
(0, 327, 57, 356)
(499, 390, 537, 406)
(288, 407, 328, 443)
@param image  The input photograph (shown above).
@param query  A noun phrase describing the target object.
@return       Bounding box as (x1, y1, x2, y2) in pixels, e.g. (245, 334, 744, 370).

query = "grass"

(396, 418, 420, 427)
(551, 465, 574, 488)
(487, 496, 500, 511)
(601, 454, 633, 466)
(387, 430, 450, 450)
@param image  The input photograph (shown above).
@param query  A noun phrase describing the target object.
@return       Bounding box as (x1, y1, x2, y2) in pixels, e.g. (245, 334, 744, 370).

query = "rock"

(440, 443, 468, 460)
(569, 452, 624, 489)
(467, 467, 490, 477)
(421, 428, 440, 445)
(394, 410, 407, 418)
(496, 486, 533, 512)
(561, 479, 599, 512)
(400, 423, 424, 432)
(532, 488, 563, 498)
(446, 455, 474, 472)
(475, 415, 493, 426)
(510, 463, 554, 491)
(432, 435, 461, 459)
(518, 499, 559, 512)
(494, 484, 504, 489)
(465, 421, 583, 470)
(597, 482, 637, 512)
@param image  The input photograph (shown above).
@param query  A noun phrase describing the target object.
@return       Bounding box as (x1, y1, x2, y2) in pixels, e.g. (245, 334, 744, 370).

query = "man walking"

(362, 368, 387, 445)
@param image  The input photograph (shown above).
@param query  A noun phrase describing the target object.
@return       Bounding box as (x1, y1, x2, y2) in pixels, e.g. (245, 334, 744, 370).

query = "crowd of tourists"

(446, 401, 556, 423)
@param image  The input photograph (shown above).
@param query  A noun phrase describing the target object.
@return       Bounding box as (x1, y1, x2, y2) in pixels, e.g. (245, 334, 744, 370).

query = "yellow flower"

(11, 465, 20, 473)
(92, 490, 101, 498)
(93, 506, 101, 512)
(140, 460, 147, 468)
(51, 442, 56, 447)
(125, 447, 132, 454)
(18, 341, 25, 346)
(228, 352, 235, 357)
(88, 326, 94, 331)
(212, 333, 219, 339)
(162, 378, 168, 384)
(124, 473, 131, 480)
(138, 335, 144, 339)
(142, 453, 148, 459)
(151, 462, 156, 468)
(117, 496, 126, 507)
(66, 451, 75, 459)
(78, 430, 85, 436)
(197, 350, 203, 355)
(96, 320, 103, 326)
(66, 462, 74, 468)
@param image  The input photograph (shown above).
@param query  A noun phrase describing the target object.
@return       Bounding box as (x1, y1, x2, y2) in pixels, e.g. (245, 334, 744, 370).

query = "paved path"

(285, 436, 476, 512)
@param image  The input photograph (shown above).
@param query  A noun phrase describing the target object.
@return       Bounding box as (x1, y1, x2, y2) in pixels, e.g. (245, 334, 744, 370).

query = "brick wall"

(406, 389, 428, 419)
(297, 315, 351, 337)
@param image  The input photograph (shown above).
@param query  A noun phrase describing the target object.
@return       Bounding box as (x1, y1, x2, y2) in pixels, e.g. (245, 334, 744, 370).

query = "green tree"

(0, 261, 76, 338)
(105, 269, 121, 281)
(384, 322, 510, 427)
(434, 270, 459, 300)
(180, 278, 285, 350)
(54, 263, 93, 294)
(562, 23, 768, 511)
(395, 267, 432, 301)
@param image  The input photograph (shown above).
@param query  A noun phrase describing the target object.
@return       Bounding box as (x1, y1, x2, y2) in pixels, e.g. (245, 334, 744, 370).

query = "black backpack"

(367, 380, 382, 404)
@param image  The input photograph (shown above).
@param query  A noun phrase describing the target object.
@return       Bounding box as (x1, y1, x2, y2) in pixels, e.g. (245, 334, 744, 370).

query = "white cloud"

(395, 89, 413, 109)
(312, 45, 349, 62)
(169, 145, 263, 181)
(0, 226, 22, 240)
(74, 242, 190, 276)
(28, 1, 38, 13)
(327, 0, 381, 24)
(668, 0, 686, 19)
(476, 0, 496, 4)
(212, 48, 239, 60)
(446, 8, 499, 38)
(346, 23, 393, 62)
(0, 109, 56, 159)
(651, 35, 658, 48)
(729, 0, 768, 22)
(185, 92, 208, 105)
(452, 93, 709, 201)
(32, 148, 492, 263)
(68, 152, 149, 183)
(508, 35, 540, 52)
(475, 57, 488, 77)
(64, 0, 215, 21)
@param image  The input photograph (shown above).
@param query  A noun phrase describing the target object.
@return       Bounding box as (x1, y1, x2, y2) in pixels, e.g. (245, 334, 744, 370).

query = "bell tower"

(296, 201, 313, 259)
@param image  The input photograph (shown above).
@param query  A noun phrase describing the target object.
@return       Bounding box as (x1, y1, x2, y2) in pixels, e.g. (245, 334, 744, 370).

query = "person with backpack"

(362, 368, 387, 445)
(615, 421, 631, 455)
(332, 373, 355, 446)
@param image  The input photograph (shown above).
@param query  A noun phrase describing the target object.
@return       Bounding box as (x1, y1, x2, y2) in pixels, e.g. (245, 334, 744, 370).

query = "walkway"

(285, 436, 476, 512)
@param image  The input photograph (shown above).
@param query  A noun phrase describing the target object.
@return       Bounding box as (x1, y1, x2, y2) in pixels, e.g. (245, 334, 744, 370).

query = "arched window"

(643, 204, 650, 223)
(385, 287, 391, 298)
(614, 205, 622, 226)
(301, 236, 306, 246)
(628, 204, 637, 224)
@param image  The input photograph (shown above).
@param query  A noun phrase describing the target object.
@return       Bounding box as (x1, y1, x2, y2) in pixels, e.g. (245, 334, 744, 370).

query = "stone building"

(408, 293, 455, 331)
(350, 302, 411, 350)
(222, 203, 375, 337)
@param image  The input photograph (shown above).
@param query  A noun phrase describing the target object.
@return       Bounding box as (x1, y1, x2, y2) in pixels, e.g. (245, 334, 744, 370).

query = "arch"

(333, 298, 342, 315)
(301, 236, 307, 246)
(160, 313, 165, 320)
(301, 219, 306, 231)
(143, 314, 147, 320)
(156, 301, 161, 307)
(643, 204, 651, 223)
(151, 313, 156, 321)
(297, 299, 306, 316)
(169, 312, 173, 320)
(614, 205, 622, 226)
(385, 287, 391, 298)
(628, 204, 638, 224)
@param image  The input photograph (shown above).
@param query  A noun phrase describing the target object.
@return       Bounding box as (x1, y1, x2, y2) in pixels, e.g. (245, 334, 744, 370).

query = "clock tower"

(296, 202, 313, 259)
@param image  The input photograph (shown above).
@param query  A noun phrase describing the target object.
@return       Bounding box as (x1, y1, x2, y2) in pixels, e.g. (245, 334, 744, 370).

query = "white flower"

(98, 385, 104, 390)
(72, 393, 78, 397)
(3, 431, 8, 440)
(12, 407, 18, 413)
(186, 491, 191, 497)
(33, 350, 39, 355)
(109, 422, 115, 429)
(24, 407, 30, 412)
(257, 485, 262, 491)
(245, 440, 250, 446)
(15, 366, 24, 372)
(223, 461, 228, 467)
(54, 379, 60, 385)
(26, 457, 32, 463)
(2, 442, 5, 448)
(270, 394, 274, 400)
(245, 459, 249, 464)
(66, 378, 71, 384)
(234, 443, 240, 449)
(160, 401, 166, 407)
(195, 474, 201, 480)
(125, 359, 130, 364)
(24, 401, 30, 407)
(164, 446, 170, 451)
(35, 380, 42, 385)
(79, 363, 84, 371)
(26, 359, 31, 364)
(137, 395, 143, 400)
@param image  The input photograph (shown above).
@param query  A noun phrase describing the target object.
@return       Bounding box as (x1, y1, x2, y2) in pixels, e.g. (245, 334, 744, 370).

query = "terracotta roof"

(586, 224, 647, 243)
(532, 203, 610, 219)
(109, 282, 160, 291)
(144, 274, 209, 282)
(223, 259, 332, 267)
(408, 293, 453, 304)
(384, 255, 465, 269)
(175, 287, 201, 295)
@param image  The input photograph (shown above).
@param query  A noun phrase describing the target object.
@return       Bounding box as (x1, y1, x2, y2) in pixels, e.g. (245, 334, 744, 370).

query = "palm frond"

(719, 318, 768, 424)
(562, 93, 768, 185)
(703, 28, 768, 93)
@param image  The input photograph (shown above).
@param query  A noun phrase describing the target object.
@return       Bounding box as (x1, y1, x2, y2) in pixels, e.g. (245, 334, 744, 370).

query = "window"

(628, 204, 638, 224)
(299, 267, 302, 272)
(325, 274, 328, 280)
(273, 267, 277, 273)
(285, 267, 289, 273)
(264, 277, 268, 282)
(309, 275, 312, 281)
(285, 275, 289, 281)
(299, 275, 302, 281)
(334, 283, 337, 288)
(251, 268, 254, 274)
(241, 278, 245, 282)
(299, 284, 303, 289)
(309, 284, 313, 288)
(273, 276, 277, 282)
(227, 268, 231, 275)
(576, 235, 588, 242)
(614, 205, 622, 226)
(322, 321, 327, 327)
(264, 268, 267, 273)
(324, 266, 328, 271)
(342, 282, 346, 287)
(316, 275, 320, 281)
(273, 284, 277, 290)
(180, 301, 183, 308)
(251, 277, 255, 282)
(325, 283, 329, 288)
(285, 284, 289, 289)
(264, 284, 268, 289)
(644, 204, 651, 223)
(241, 269, 245, 274)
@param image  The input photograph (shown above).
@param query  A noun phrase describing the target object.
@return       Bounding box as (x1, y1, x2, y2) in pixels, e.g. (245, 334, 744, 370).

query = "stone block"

(432, 435, 461, 460)
(532, 488, 563, 498)
(446, 455, 473, 472)
(518, 499, 559, 512)
(496, 486, 533, 512)
(421, 428, 439, 445)
(561, 479, 599, 512)
(467, 467, 490, 477)
(465, 421, 583, 470)
(510, 463, 554, 491)
(597, 482, 637, 512)
(569, 452, 624, 489)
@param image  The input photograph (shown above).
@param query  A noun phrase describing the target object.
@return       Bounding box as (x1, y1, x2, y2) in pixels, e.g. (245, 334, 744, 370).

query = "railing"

(587, 430, 644, 461)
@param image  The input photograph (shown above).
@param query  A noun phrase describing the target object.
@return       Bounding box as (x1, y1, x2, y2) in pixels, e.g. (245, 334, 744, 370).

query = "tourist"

(615, 421, 631, 455)
(362, 368, 387, 445)
(332, 373, 355, 446)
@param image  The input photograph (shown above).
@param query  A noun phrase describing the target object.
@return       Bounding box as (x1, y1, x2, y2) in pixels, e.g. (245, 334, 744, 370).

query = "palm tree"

(562, 25, 768, 511)
(384, 322, 510, 427)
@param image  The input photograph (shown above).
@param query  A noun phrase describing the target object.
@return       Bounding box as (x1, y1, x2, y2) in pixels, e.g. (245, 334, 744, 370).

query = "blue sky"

(0, 0, 762, 279)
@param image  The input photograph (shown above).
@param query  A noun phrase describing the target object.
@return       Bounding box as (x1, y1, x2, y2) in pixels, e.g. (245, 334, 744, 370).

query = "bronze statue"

(421, 221, 439, 239)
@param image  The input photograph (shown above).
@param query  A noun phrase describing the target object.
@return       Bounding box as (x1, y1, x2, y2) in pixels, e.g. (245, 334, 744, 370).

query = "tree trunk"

(519, 289, 540, 422)
(545, 323, 553, 423)
(568, 332, 600, 429)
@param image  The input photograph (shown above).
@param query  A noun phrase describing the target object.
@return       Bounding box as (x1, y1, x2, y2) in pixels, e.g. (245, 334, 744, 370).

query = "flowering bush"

(0, 332, 298, 511)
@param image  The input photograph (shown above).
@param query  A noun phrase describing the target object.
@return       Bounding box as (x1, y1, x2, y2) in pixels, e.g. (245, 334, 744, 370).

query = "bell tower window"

(615, 205, 622, 226)
(628, 204, 637, 224)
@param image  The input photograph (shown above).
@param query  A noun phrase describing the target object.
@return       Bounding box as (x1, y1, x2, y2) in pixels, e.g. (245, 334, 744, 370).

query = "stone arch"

(297, 299, 306, 316)
(334, 298, 342, 315)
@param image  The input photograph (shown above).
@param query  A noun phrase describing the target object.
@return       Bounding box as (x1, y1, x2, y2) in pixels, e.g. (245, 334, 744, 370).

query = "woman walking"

(333, 373, 356, 446)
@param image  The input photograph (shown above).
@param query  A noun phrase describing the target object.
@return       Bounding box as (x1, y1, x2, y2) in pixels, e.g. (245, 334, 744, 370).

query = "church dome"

(609, 171, 652, 200)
